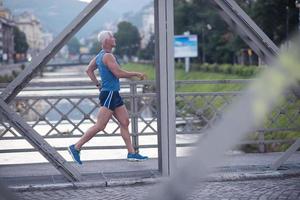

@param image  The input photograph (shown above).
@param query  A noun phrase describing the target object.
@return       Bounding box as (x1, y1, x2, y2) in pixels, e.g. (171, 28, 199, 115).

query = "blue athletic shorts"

(99, 91, 124, 111)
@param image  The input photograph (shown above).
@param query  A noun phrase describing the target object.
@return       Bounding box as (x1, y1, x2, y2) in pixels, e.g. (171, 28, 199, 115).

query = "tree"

(67, 37, 80, 55)
(251, 0, 299, 45)
(13, 27, 28, 54)
(114, 21, 141, 59)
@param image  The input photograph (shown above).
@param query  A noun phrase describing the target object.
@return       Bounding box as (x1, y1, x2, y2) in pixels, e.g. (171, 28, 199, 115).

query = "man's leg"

(114, 105, 148, 161)
(75, 106, 113, 149)
(69, 106, 113, 164)
(113, 105, 134, 153)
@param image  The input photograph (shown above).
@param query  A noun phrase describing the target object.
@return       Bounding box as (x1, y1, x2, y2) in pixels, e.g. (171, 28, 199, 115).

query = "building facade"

(0, 1, 15, 63)
(14, 12, 44, 56)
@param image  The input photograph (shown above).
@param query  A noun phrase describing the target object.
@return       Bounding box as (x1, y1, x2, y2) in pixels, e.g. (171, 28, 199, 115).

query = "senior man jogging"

(68, 30, 148, 164)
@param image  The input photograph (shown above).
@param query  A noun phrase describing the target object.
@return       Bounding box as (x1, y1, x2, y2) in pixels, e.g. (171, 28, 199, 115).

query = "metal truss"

(0, 0, 297, 182)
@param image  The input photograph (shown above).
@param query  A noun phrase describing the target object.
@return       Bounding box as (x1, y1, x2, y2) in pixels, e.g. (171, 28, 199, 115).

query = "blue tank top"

(96, 50, 120, 91)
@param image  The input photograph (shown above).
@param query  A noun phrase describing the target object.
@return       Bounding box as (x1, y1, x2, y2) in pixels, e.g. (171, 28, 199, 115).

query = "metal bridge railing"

(0, 80, 299, 159)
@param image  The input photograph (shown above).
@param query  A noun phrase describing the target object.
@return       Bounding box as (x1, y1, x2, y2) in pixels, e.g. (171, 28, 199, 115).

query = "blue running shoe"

(127, 153, 148, 161)
(68, 144, 82, 165)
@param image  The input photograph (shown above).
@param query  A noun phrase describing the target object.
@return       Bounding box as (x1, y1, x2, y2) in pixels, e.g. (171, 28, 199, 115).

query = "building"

(0, 0, 15, 63)
(42, 32, 53, 49)
(0, 0, 12, 20)
(14, 12, 44, 56)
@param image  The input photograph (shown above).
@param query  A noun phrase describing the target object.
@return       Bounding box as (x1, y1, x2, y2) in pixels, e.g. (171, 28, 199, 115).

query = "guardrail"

(0, 80, 299, 159)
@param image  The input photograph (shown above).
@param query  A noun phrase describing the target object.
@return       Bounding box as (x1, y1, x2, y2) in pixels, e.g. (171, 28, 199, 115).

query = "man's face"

(107, 33, 116, 47)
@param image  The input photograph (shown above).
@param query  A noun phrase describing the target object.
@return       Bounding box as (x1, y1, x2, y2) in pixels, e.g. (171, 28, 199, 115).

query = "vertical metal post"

(185, 57, 190, 73)
(202, 27, 205, 63)
(184, 31, 190, 72)
(155, 0, 176, 176)
(130, 82, 139, 152)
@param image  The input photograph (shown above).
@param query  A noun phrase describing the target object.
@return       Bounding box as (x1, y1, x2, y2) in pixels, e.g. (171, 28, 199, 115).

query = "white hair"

(97, 30, 113, 46)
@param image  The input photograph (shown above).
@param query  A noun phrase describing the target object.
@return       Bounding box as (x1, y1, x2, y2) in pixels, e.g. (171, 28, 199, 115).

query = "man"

(68, 30, 148, 164)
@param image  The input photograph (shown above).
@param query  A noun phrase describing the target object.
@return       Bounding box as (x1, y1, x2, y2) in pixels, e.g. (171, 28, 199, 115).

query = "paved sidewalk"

(13, 177, 300, 200)
(1, 152, 300, 199)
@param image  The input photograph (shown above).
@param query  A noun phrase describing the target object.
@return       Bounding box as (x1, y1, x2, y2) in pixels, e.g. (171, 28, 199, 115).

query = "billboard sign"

(174, 35, 198, 58)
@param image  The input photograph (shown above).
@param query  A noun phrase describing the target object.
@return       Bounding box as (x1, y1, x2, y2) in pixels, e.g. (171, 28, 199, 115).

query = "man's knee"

(95, 123, 106, 132)
(119, 118, 130, 128)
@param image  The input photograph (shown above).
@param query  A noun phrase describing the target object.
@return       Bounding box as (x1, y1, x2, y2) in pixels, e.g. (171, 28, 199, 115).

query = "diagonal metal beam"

(210, 0, 279, 64)
(1, 0, 109, 103)
(270, 139, 300, 170)
(0, 98, 82, 182)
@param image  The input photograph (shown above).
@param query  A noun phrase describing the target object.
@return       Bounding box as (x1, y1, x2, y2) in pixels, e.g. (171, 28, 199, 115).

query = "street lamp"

(286, 6, 290, 39)
(296, 0, 300, 31)
(286, 6, 290, 50)
(201, 24, 212, 63)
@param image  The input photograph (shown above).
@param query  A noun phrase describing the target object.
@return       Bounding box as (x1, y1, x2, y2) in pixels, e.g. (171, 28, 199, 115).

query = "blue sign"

(174, 35, 198, 58)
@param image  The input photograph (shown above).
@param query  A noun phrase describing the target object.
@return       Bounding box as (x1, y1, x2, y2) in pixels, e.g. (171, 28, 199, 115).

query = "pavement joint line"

(6, 169, 300, 192)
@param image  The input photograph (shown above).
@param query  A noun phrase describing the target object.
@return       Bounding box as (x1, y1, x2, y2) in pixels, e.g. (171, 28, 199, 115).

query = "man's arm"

(103, 53, 146, 80)
(86, 57, 100, 88)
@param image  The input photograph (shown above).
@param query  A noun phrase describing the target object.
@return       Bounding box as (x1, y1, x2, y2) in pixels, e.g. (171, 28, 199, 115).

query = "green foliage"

(0, 71, 19, 83)
(251, 0, 299, 45)
(13, 27, 29, 54)
(122, 63, 155, 80)
(0, 75, 13, 83)
(122, 62, 250, 92)
(188, 63, 260, 77)
(67, 37, 80, 55)
(114, 21, 141, 59)
(175, 61, 184, 69)
(138, 34, 155, 60)
(265, 131, 300, 152)
(12, 70, 18, 78)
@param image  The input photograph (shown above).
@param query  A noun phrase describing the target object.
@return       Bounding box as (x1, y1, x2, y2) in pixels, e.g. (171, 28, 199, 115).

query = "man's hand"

(136, 72, 147, 80)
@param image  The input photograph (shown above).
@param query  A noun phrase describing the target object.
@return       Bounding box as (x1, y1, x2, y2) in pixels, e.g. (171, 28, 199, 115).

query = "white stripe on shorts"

(103, 91, 113, 107)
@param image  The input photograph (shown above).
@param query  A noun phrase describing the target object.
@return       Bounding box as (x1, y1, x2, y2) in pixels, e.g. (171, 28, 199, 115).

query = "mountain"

(4, 0, 151, 38)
